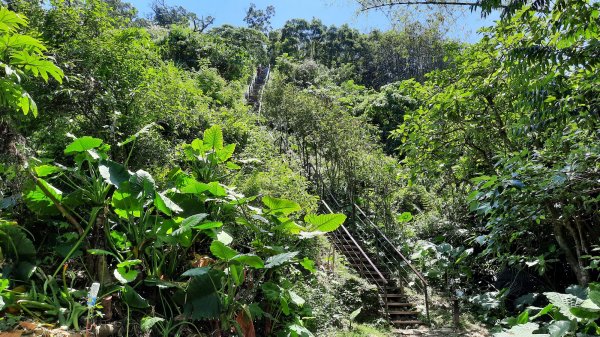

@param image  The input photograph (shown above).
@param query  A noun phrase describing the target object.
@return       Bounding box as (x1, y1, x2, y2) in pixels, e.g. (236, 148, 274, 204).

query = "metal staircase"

(246, 66, 430, 328)
(245, 65, 270, 113)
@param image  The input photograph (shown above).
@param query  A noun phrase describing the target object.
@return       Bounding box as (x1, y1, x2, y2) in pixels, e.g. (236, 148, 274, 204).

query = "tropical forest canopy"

(0, 0, 598, 336)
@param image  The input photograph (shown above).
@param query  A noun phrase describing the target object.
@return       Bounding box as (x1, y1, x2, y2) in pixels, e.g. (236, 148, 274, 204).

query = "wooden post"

(452, 298, 460, 330)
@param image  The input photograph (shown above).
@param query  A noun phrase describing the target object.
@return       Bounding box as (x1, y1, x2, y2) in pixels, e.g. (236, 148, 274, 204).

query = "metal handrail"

(353, 203, 430, 322)
(257, 66, 270, 115)
(322, 200, 388, 285)
(354, 204, 428, 286)
(245, 71, 258, 101)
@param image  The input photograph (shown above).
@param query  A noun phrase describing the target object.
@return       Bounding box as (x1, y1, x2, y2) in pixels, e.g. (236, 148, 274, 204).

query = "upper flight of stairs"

(245, 65, 270, 111)
(245, 66, 430, 328)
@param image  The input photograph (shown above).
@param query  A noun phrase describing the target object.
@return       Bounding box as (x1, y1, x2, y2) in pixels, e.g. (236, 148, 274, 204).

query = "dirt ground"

(393, 326, 490, 337)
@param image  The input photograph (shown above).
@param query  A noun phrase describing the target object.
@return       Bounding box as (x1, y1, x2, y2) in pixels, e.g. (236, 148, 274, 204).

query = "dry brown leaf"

(0, 332, 23, 337)
(18, 322, 36, 330)
(235, 310, 256, 337)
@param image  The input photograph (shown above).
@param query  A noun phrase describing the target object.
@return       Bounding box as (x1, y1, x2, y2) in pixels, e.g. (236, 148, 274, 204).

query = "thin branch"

(358, 0, 508, 11)
(359, 1, 482, 11)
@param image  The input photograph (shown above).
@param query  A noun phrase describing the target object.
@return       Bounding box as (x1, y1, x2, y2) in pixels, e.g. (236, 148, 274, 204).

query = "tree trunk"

(553, 221, 590, 286)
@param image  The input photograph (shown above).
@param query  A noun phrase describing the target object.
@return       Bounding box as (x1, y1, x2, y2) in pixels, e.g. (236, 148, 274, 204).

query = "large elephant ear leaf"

(99, 160, 130, 189)
(304, 213, 346, 232)
(184, 269, 223, 320)
(0, 221, 35, 261)
(265, 251, 299, 269)
(64, 136, 103, 155)
(122, 285, 149, 309)
(217, 143, 235, 162)
(24, 178, 62, 215)
(543, 292, 582, 320)
(154, 192, 183, 216)
(589, 285, 600, 307)
(493, 323, 544, 337)
(262, 196, 301, 216)
(0, 221, 36, 280)
(210, 241, 238, 261)
(203, 125, 224, 150)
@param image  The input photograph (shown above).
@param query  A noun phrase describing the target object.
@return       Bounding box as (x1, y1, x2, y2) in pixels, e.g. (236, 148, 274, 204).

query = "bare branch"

(359, 0, 481, 11)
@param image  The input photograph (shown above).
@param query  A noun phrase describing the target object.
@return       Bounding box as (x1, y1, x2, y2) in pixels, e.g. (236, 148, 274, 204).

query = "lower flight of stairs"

(330, 226, 422, 328)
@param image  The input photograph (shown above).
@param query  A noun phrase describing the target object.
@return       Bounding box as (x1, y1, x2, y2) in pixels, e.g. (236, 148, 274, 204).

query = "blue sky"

(127, 0, 498, 42)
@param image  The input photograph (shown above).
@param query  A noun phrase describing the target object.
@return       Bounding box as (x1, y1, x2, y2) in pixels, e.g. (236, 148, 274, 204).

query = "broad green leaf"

(35, 178, 62, 202)
(64, 136, 103, 154)
(34, 164, 62, 177)
(154, 192, 183, 216)
(305, 213, 346, 232)
(544, 292, 582, 320)
(99, 160, 130, 189)
(122, 285, 149, 308)
(287, 324, 314, 337)
(203, 125, 224, 150)
(229, 264, 244, 286)
(589, 289, 600, 307)
(262, 282, 281, 301)
(87, 249, 118, 259)
(141, 317, 164, 333)
(184, 269, 222, 319)
(516, 310, 529, 324)
(265, 251, 299, 269)
(216, 230, 233, 245)
(570, 307, 600, 320)
(210, 241, 238, 261)
(182, 267, 210, 277)
(172, 213, 209, 236)
(580, 298, 600, 311)
(114, 267, 138, 284)
(24, 177, 64, 215)
(129, 170, 155, 195)
(111, 189, 142, 218)
(492, 323, 545, 337)
(180, 180, 209, 194)
(299, 257, 316, 273)
(216, 143, 236, 162)
(262, 196, 301, 215)
(289, 290, 305, 307)
(531, 304, 554, 319)
(547, 321, 570, 337)
(206, 182, 226, 197)
(193, 221, 223, 230)
(182, 214, 209, 228)
(117, 260, 142, 268)
(274, 221, 306, 234)
(349, 307, 362, 321)
(232, 254, 264, 268)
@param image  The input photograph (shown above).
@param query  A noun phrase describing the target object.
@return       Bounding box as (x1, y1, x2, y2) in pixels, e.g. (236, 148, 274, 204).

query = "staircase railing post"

(425, 283, 431, 325)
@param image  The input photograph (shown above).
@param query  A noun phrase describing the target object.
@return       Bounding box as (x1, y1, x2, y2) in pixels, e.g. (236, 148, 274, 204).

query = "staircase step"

(388, 310, 419, 315)
(384, 294, 407, 298)
(386, 302, 413, 307)
(391, 320, 422, 325)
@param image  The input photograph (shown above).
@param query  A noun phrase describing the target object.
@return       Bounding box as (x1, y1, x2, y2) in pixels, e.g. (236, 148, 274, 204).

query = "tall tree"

(243, 3, 275, 33)
(151, 0, 191, 26)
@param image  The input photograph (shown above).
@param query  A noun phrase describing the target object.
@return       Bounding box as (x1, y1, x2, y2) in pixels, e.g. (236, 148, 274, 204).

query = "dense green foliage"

(0, 0, 598, 336)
